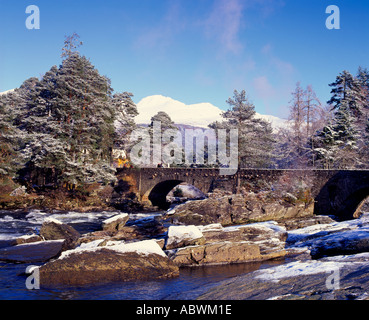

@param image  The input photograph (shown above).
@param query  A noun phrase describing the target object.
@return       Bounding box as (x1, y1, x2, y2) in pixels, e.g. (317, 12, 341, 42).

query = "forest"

(1, 34, 369, 200)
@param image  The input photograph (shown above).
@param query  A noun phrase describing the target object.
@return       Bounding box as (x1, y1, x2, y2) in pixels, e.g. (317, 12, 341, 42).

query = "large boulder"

(286, 213, 369, 259)
(0, 240, 64, 263)
(40, 218, 80, 250)
(168, 242, 262, 266)
(167, 222, 288, 266)
(168, 193, 313, 226)
(39, 240, 179, 287)
(199, 221, 287, 255)
(198, 253, 369, 300)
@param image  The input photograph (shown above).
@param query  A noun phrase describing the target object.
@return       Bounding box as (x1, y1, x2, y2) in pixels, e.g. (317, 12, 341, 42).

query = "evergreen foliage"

(0, 34, 137, 190)
(210, 90, 275, 168)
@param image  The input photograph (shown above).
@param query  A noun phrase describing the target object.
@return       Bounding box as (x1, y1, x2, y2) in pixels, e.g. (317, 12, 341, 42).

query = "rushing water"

(0, 209, 283, 300)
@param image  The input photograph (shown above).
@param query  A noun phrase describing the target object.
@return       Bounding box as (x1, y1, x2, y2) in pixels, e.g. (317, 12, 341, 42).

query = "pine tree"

(210, 90, 275, 168)
(15, 35, 118, 188)
(328, 70, 366, 118)
(113, 92, 138, 150)
(148, 111, 181, 166)
(0, 91, 22, 176)
(312, 124, 338, 169)
(53, 51, 116, 186)
(312, 102, 360, 169)
(357, 66, 369, 111)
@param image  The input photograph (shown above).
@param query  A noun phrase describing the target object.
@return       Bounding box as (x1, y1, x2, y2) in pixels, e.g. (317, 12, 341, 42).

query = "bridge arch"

(147, 180, 184, 210)
(146, 180, 208, 210)
(314, 171, 369, 220)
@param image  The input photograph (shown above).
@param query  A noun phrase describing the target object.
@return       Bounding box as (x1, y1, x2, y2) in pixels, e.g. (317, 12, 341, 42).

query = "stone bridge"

(116, 168, 369, 220)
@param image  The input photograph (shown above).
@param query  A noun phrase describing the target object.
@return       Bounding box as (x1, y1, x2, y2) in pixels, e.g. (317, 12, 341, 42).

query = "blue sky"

(1, 0, 368, 119)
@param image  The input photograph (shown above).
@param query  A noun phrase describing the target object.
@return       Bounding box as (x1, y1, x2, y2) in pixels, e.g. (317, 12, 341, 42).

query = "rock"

(279, 215, 337, 231)
(101, 213, 129, 232)
(169, 193, 314, 226)
(0, 240, 64, 263)
(198, 252, 369, 300)
(165, 225, 205, 250)
(168, 242, 262, 267)
(9, 186, 27, 197)
(199, 221, 287, 257)
(167, 221, 288, 267)
(287, 213, 369, 259)
(40, 218, 80, 250)
(77, 231, 114, 245)
(14, 234, 43, 245)
(39, 240, 179, 286)
(236, 222, 287, 256)
(309, 229, 369, 259)
(168, 197, 232, 226)
(155, 239, 166, 249)
(112, 226, 143, 241)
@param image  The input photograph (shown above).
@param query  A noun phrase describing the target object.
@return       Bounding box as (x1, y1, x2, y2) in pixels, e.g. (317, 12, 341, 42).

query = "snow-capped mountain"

(0, 89, 15, 96)
(135, 95, 288, 130)
(135, 95, 223, 128)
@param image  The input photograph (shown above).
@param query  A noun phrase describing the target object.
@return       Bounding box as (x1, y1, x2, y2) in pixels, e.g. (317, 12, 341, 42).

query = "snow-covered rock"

(199, 252, 369, 300)
(166, 225, 205, 250)
(167, 221, 288, 266)
(0, 240, 64, 263)
(39, 239, 179, 286)
(287, 213, 369, 258)
(40, 217, 80, 250)
(60, 239, 167, 259)
(101, 213, 129, 231)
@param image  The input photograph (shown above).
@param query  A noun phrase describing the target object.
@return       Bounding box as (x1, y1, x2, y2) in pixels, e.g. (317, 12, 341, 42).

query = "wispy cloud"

(204, 0, 245, 55)
(133, 1, 186, 52)
(250, 43, 296, 116)
(253, 76, 277, 98)
(203, 0, 285, 56)
(261, 43, 295, 78)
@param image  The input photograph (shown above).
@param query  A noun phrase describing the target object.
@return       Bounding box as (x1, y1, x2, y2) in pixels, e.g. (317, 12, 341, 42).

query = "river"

(0, 209, 284, 300)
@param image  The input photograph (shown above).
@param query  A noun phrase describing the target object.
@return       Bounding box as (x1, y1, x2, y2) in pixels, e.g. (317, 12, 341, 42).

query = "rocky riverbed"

(199, 213, 369, 300)
(1, 192, 369, 300)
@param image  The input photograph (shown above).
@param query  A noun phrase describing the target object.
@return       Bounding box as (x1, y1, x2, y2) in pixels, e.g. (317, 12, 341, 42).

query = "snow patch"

(59, 239, 167, 259)
(44, 217, 63, 225)
(255, 260, 348, 283)
(102, 213, 128, 225)
(198, 223, 223, 232)
(167, 225, 203, 247)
